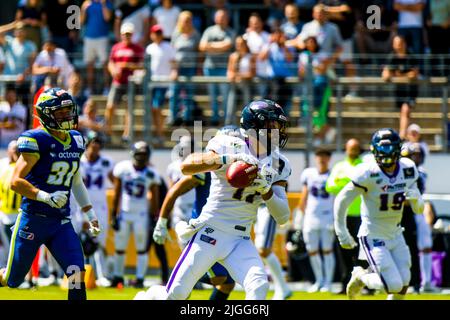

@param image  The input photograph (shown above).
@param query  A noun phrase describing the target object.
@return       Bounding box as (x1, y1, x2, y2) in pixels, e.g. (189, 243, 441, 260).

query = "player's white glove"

(404, 188, 421, 201)
(36, 190, 69, 209)
(336, 229, 357, 250)
(175, 219, 205, 244)
(153, 217, 169, 245)
(85, 208, 101, 237)
(221, 153, 258, 166)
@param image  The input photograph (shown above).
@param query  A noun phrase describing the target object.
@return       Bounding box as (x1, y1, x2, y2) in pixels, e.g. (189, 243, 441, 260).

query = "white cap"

(407, 123, 421, 133)
(120, 22, 135, 34)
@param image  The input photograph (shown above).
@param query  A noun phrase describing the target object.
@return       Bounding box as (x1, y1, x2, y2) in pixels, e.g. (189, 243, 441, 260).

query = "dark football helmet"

(35, 87, 78, 131)
(240, 99, 289, 148)
(370, 128, 402, 168)
(79, 230, 99, 257)
(131, 141, 151, 168)
(401, 142, 425, 166)
(85, 131, 104, 148)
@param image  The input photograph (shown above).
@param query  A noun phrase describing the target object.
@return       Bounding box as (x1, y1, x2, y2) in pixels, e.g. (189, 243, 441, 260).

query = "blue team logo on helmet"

(370, 128, 402, 168)
(35, 87, 78, 131)
(240, 99, 288, 148)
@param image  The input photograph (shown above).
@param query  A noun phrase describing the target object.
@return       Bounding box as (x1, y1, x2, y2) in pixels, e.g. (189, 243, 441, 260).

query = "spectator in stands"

(268, 28, 296, 114)
(354, 0, 396, 62)
(319, 0, 357, 97)
(265, 0, 288, 30)
(169, 11, 200, 126)
(77, 98, 106, 139)
(1, 22, 36, 111)
(115, 0, 151, 46)
(405, 123, 430, 161)
(394, 0, 426, 54)
(80, 0, 114, 96)
(293, 4, 342, 75)
(151, 0, 181, 41)
(427, 0, 450, 76)
(244, 12, 273, 98)
(295, 0, 318, 23)
(226, 36, 256, 125)
(202, 0, 231, 27)
(67, 70, 88, 114)
(199, 9, 235, 126)
(32, 38, 74, 91)
(106, 22, 144, 140)
(0, 85, 27, 148)
(298, 36, 334, 145)
(15, 0, 45, 50)
(382, 35, 419, 140)
(281, 3, 304, 41)
(146, 24, 177, 146)
(42, 0, 78, 57)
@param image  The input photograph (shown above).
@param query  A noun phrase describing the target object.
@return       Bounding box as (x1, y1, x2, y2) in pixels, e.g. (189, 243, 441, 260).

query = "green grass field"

(0, 286, 448, 300)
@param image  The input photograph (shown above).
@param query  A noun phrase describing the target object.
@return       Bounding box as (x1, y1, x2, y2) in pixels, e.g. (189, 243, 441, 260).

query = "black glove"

(111, 215, 120, 231)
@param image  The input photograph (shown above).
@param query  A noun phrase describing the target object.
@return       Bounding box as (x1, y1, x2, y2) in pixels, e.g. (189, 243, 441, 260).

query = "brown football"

(226, 161, 258, 189)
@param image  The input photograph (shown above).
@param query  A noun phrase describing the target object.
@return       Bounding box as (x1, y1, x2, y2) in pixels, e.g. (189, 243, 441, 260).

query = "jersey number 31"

(47, 161, 79, 187)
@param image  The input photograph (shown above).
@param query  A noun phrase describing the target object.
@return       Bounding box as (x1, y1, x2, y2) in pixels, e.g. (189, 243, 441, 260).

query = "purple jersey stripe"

(360, 236, 390, 293)
(166, 232, 198, 292)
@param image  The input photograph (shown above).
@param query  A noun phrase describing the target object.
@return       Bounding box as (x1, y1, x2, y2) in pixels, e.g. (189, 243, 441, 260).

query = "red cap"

(150, 25, 163, 34)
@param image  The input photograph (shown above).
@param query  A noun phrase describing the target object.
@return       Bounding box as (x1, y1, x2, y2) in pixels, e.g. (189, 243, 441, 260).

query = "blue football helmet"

(131, 141, 151, 167)
(35, 87, 78, 131)
(370, 128, 402, 168)
(240, 99, 288, 148)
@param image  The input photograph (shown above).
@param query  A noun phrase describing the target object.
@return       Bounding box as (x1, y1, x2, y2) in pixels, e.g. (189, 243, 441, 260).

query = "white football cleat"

(272, 289, 293, 300)
(133, 285, 169, 300)
(346, 267, 366, 300)
(320, 283, 332, 293)
(308, 282, 321, 293)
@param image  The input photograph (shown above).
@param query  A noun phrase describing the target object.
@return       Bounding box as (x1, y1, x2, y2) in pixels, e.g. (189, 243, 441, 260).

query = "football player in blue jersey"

(0, 88, 100, 300)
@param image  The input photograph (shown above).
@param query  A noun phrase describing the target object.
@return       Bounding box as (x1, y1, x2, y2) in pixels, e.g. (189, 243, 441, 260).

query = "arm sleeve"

(72, 170, 91, 209)
(265, 184, 290, 225)
(333, 181, 364, 234)
(408, 166, 425, 214)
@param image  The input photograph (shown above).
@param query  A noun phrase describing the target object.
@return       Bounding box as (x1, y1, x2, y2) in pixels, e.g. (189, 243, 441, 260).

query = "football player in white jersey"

(79, 134, 114, 286)
(166, 136, 196, 230)
(299, 148, 335, 293)
(140, 99, 291, 300)
(401, 142, 439, 293)
(334, 128, 424, 300)
(110, 141, 161, 288)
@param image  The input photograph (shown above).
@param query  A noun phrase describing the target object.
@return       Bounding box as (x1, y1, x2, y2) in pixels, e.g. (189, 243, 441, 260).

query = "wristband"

(85, 208, 97, 221)
(158, 217, 168, 227)
(36, 190, 49, 202)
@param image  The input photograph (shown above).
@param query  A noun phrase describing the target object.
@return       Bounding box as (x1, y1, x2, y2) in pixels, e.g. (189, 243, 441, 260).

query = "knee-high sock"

(360, 273, 385, 291)
(114, 253, 125, 278)
(387, 293, 405, 300)
(264, 253, 290, 293)
(309, 254, 323, 284)
(93, 250, 106, 279)
(323, 252, 335, 286)
(136, 253, 149, 280)
(419, 252, 432, 286)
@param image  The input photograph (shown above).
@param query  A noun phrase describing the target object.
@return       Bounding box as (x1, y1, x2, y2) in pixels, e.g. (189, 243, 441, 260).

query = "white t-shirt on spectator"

(0, 101, 27, 147)
(395, 0, 424, 28)
(152, 6, 181, 39)
(116, 5, 151, 44)
(34, 48, 74, 88)
(243, 30, 273, 77)
(145, 41, 176, 86)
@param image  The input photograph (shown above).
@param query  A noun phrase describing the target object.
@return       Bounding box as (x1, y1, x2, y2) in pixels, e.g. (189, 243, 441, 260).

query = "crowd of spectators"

(0, 0, 448, 146)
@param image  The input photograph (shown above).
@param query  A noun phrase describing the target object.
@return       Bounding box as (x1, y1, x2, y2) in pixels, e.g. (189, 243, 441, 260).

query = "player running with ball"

(334, 128, 424, 300)
(140, 99, 292, 300)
